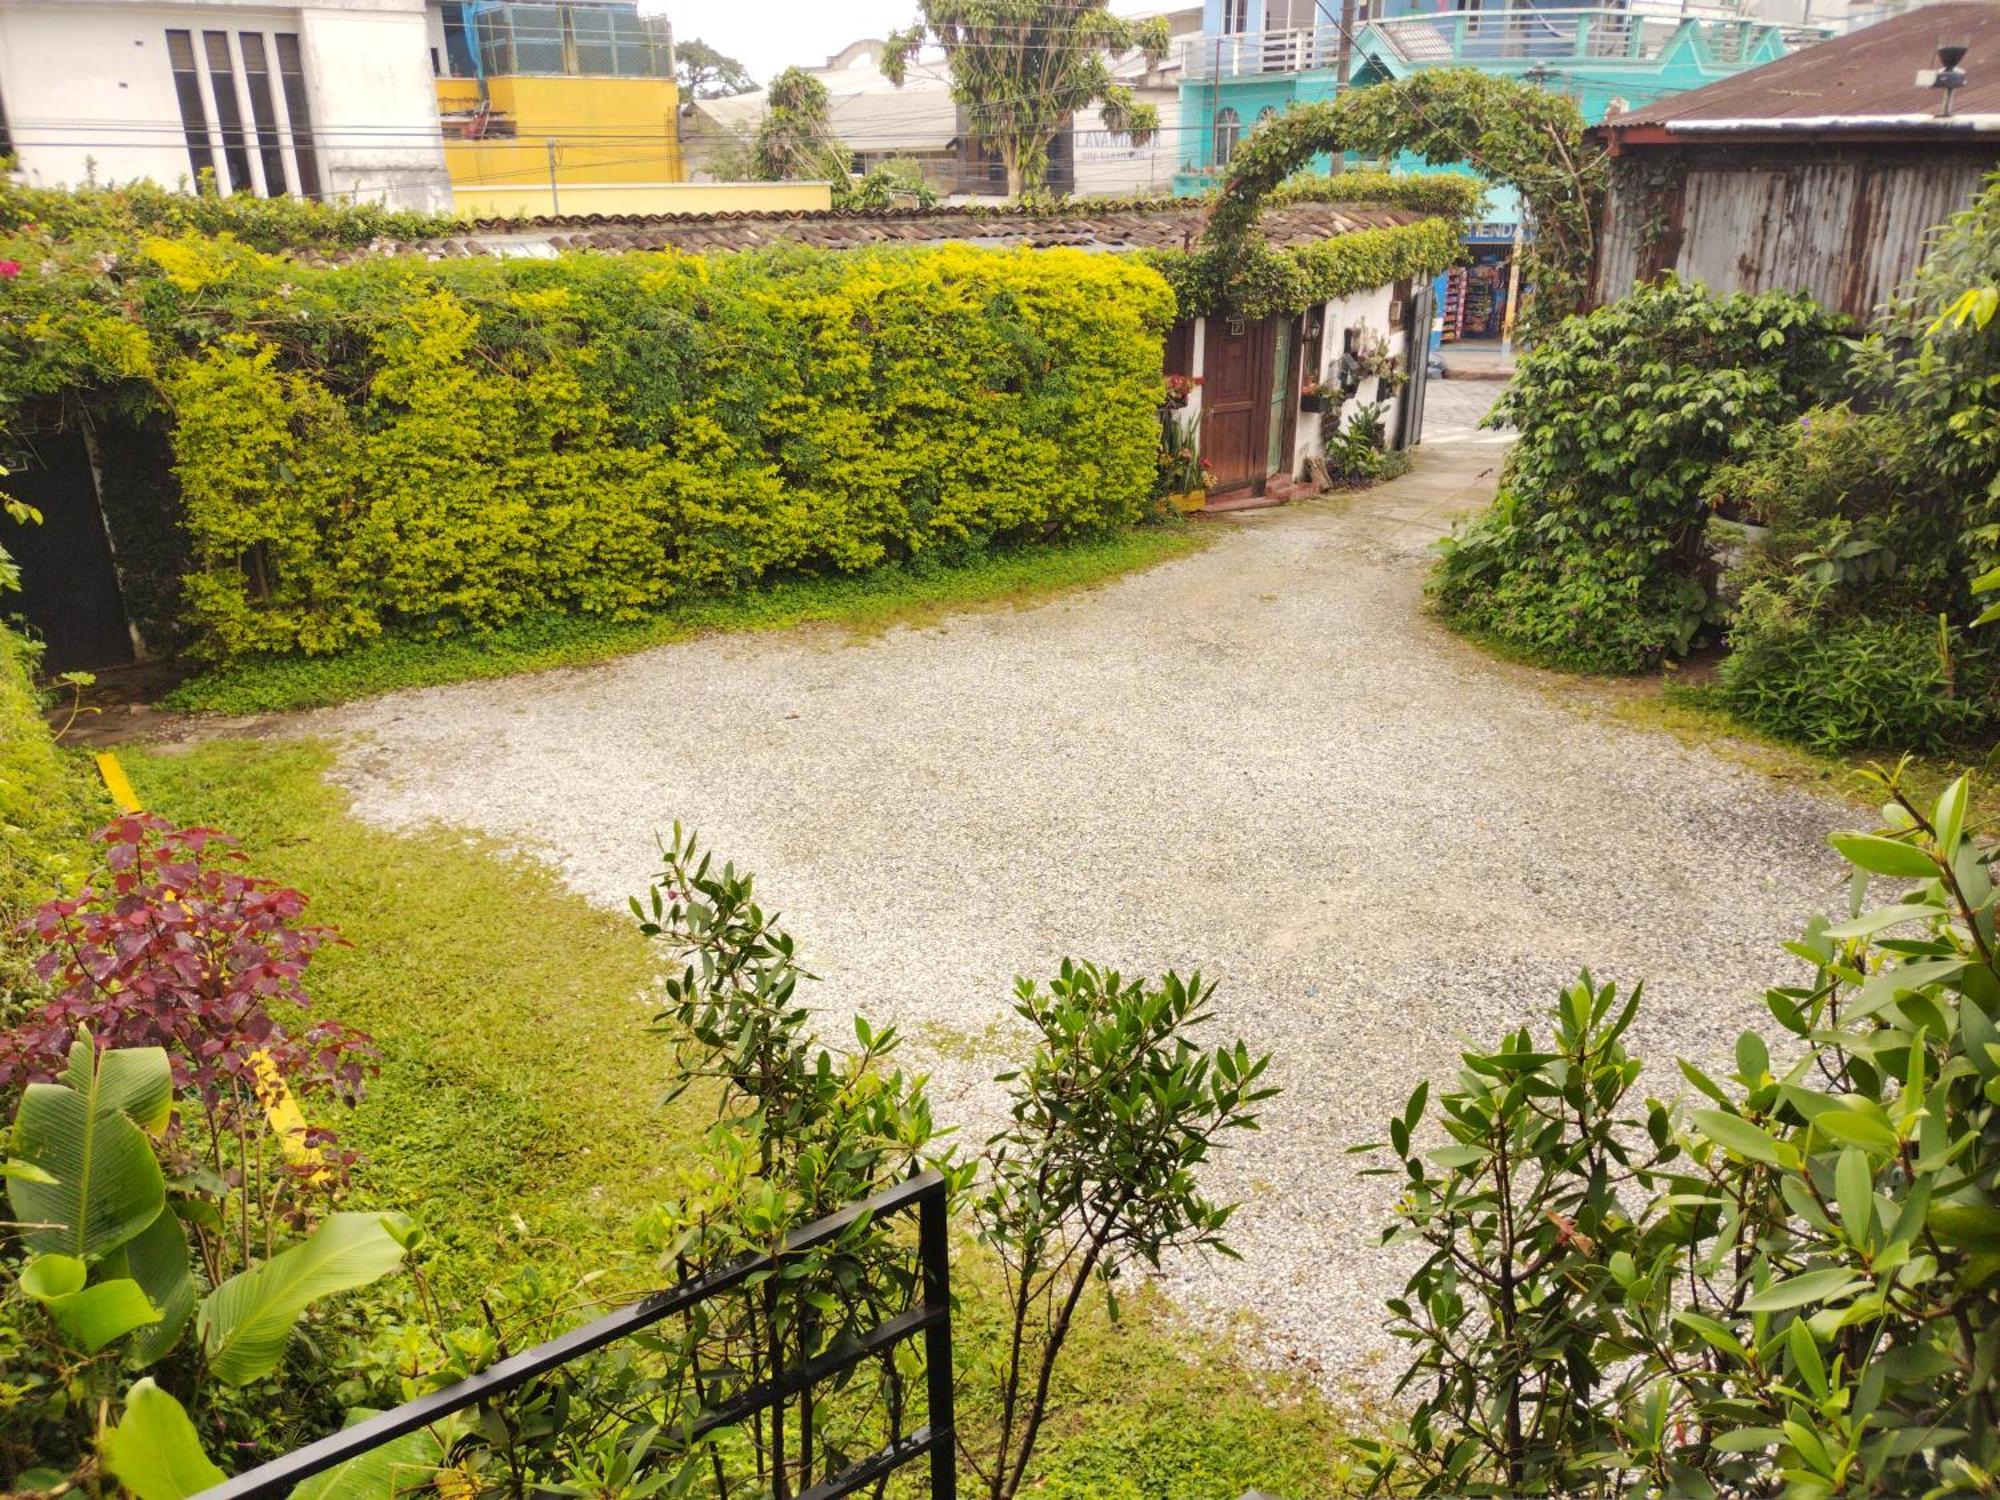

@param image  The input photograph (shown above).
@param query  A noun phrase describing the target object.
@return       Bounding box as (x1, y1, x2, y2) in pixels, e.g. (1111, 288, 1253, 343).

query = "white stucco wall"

(298, 4, 450, 207)
(1291, 282, 1409, 476)
(0, 0, 449, 209)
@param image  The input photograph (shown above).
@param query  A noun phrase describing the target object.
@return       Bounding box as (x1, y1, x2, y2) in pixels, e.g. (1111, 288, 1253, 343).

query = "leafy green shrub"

(1707, 406, 1986, 760)
(0, 172, 465, 251)
(1363, 768, 2000, 1496)
(0, 625, 101, 1008)
(1432, 278, 1848, 671)
(1719, 599, 1995, 753)
(0, 222, 1173, 664)
(2, 1039, 409, 1493)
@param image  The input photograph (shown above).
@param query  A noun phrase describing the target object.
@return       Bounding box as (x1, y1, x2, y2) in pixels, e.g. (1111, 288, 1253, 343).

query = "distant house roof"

(1601, 1, 2000, 141)
(374, 200, 1426, 261)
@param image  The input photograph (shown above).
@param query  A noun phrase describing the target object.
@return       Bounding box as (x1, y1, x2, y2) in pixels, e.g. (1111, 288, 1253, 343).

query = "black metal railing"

(201, 1170, 956, 1500)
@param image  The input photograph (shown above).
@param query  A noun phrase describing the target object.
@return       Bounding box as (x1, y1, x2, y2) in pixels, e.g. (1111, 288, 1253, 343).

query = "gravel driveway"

(302, 440, 1850, 1392)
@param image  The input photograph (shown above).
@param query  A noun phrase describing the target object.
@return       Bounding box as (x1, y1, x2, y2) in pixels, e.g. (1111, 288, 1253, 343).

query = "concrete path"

(288, 437, 1851, 1393)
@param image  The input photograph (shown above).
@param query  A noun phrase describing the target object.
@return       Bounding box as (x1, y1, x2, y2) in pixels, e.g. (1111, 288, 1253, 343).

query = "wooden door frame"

(1200, 314, 1288, 498)
(1271, 315, 1302, 487)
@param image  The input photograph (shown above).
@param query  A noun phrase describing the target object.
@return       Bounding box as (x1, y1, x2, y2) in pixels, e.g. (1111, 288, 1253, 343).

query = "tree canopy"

(752, 67, 853, 186)
(676, 38, 757, 100)
(882, 1, 1171, 198)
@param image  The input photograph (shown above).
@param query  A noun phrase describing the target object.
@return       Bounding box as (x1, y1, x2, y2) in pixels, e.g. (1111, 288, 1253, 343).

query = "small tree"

(969, 961, 1275, 1500)
(882, 2, 1171, 199)
(753, 67, 853, 189)
(1367, 766, 2000, 1496)
(677, 38, 757, 100)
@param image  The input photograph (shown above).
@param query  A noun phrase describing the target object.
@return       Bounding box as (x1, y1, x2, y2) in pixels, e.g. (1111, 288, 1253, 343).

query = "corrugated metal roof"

(1606, 1, 2000, 129)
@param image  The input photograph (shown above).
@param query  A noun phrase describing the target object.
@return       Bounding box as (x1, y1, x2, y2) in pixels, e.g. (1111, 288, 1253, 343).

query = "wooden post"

(1500, 220, 1524, 357)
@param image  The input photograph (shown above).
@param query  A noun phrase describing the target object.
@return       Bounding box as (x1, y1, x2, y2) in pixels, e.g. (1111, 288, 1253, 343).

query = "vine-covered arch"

(1203, 69, 1608, 337)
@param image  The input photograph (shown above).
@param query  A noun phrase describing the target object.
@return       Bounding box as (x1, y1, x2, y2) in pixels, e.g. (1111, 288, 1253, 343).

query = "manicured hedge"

(1142, 216, 1461, 320)
(0, 225, 1173, 662)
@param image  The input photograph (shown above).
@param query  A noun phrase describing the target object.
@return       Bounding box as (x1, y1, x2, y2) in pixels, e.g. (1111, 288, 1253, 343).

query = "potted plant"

(1300, 377, 1329, 414)
(1163, 373, 1200, 410)
(1157, 409, 1208, 511)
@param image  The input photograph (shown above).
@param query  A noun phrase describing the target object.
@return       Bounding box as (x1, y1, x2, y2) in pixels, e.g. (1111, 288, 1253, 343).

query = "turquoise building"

(1172, 2, 1827, 343)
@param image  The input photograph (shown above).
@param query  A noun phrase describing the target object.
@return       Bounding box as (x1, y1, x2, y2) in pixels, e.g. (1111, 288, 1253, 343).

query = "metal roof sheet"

(1605, 1, 2000, 131)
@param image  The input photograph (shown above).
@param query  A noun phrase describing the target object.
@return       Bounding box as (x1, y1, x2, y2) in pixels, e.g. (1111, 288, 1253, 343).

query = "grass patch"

(116, 734, 1370, 1491)
(167, 527, 1207, 716)
(953, 1259, 1377, 1500)
(1598, 677, 2000, 824)
(118, 737, 691, 1298)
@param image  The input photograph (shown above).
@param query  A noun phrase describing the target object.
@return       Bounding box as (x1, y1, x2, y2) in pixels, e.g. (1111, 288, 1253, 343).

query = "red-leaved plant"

(3, 812, 376, 1135)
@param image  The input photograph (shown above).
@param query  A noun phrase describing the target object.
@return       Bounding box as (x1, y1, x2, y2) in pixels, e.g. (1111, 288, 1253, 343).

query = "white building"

(0, 0, 451, 209)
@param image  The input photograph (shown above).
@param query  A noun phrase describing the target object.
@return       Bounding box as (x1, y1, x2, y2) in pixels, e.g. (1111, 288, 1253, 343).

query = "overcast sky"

(650, 1, 1165, 93)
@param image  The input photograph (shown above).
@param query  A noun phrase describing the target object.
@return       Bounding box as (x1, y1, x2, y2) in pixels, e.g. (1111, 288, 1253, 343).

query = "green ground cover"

(167, 528, 1207, 715)
(119, 732, 1369, 1495)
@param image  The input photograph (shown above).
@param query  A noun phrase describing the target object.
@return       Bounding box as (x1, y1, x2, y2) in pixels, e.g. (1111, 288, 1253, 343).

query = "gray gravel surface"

(291, 446, 1851, 1392)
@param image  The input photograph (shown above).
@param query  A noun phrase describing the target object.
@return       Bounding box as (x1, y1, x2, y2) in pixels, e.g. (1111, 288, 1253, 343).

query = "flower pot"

(1168, 488, 1207, 513)
(1299, 392, 1325, 413)
(1162, 394, 1189, 410)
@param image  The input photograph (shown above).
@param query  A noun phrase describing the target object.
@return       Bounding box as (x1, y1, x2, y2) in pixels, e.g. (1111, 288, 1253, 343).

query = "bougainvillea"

(3, 813, 374, 1116)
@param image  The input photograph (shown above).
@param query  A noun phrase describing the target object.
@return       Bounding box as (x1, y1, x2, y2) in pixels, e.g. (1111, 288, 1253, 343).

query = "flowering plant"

(1163, 373, 1201, 405)
(4, 813, 375, 1117)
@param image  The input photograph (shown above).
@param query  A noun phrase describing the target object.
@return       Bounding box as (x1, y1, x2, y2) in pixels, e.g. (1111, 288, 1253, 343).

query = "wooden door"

(1201, 316, 1272, 494)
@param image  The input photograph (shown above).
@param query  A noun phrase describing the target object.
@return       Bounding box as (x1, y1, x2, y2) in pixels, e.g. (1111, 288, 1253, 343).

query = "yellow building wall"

(452, 180, 834, 219)
(438, 75, 685, 191)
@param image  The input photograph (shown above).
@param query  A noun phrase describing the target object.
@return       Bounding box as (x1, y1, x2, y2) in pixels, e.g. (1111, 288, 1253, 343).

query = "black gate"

(202, 1170, 957, 1500)
(1, 431, 135, 672)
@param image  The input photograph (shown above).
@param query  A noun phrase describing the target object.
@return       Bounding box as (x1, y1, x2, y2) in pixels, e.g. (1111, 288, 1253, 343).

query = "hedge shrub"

(0, 214, 1174, 662)
(1431, 278, 1848, 672)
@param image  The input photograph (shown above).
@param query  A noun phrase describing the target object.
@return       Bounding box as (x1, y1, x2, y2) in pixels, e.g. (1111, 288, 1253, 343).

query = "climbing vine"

(1204, 69, 1607, 337)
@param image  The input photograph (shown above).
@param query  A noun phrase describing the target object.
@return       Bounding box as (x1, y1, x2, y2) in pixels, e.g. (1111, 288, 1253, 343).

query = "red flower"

(0, 260, 20, 280)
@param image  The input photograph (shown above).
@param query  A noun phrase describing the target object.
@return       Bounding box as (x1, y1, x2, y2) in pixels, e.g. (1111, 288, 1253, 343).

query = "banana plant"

(6, 1038, 413, 1495)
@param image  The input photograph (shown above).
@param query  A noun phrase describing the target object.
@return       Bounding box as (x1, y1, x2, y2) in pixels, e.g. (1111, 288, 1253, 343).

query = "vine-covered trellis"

(1203, 69, 1609, 338)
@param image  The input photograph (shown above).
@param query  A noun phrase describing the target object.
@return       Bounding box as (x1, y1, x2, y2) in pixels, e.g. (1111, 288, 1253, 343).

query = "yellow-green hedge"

(149, 241, 1173, 660)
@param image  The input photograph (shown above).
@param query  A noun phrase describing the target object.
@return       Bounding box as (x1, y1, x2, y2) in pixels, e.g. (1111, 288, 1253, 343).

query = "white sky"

(649, 0, 1166, 92)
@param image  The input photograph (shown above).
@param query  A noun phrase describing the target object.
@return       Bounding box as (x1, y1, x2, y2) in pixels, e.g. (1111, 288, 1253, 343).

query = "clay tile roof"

(344, 199, 1426, 265)
(1604, 1, 2000, 131)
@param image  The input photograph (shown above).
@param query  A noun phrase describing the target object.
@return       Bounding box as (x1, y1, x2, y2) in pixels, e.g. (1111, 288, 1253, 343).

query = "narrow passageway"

(297, 429, 1848, 1388)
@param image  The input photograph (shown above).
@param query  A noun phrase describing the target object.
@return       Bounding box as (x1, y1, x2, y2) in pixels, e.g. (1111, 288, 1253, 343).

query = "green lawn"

(167, 527, 1208, 715)
(120, 734, 1373, 1494)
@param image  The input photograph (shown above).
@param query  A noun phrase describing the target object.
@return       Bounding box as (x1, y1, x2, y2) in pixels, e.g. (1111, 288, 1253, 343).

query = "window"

(167, 28, 322, 199)
(203, 32, 256, 192)
(1223, 0, 1253, 33)
(165, 30, 216, 186)
(274, 35, 322, 200)
(1213, 107, 1241, 168)
(440, 3, 477, 77)
(238, 34, 290, 195)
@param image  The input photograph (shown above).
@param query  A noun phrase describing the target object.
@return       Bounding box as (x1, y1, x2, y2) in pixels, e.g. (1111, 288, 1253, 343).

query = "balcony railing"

(1179, 8, 1828, 79)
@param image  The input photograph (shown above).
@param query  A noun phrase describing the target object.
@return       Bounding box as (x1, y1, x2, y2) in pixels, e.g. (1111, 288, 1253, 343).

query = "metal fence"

(200, 1170, 956, 1500)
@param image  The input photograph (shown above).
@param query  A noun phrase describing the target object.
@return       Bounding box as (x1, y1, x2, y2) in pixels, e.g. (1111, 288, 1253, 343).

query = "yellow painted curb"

(95, 751, 142, 814)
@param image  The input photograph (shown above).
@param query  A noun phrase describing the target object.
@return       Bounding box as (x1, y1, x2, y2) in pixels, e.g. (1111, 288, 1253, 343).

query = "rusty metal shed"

(1592, 1, 2000, 318)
